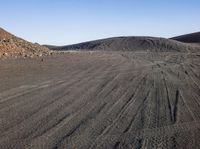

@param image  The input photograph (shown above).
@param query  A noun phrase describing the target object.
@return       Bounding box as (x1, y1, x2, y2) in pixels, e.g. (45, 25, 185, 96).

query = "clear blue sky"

(0, 0, 200, 45)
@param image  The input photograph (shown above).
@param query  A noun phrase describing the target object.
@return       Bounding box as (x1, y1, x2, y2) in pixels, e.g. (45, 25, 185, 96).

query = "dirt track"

(0, 51, 200, 149)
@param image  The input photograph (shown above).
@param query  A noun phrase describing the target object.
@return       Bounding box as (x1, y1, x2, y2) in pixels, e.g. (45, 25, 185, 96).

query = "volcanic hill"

(0, 28, 50, 58)
(171, 32, 200, 43)
(45, 36, 200, 52)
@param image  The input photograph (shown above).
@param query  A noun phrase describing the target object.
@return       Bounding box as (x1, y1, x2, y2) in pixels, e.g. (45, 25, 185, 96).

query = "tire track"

(27, 71, 121, 149)
(89, 74, 153, 149)
(0, 52, 199, 149)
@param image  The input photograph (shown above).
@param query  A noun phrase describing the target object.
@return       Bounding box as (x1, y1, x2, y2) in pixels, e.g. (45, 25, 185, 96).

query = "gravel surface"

(0, 51, 200, 149)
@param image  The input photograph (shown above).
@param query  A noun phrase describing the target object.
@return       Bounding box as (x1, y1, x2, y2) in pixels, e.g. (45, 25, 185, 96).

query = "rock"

(30, 55, 34, 58)
(50, 52, 54, 55)
(38, 53, 43, 57)
(3, 52, 8, 56)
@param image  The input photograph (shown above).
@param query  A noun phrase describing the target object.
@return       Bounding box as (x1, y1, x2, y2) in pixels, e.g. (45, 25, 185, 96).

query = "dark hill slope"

(171, 32, 200, 43)
(46, 36, 199, 52)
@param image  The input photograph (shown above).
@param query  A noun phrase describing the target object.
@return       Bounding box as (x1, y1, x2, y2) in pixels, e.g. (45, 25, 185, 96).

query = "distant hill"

(0, 27, 50, 58)
(171, 32, 200, 43)
(45, 36, 199, 52)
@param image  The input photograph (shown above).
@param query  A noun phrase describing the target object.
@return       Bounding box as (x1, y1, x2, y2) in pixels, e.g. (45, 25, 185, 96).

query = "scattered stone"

(0, 27, 51, 59)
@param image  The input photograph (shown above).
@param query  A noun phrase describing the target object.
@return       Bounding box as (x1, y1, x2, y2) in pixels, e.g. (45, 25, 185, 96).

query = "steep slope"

(0, 28, 50, 58)
(171, 32, 200, 43)
(46, 36, 200, 52)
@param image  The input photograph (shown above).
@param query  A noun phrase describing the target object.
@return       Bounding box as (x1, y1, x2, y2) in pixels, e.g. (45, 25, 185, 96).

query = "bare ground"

(0, 51, 200, 149)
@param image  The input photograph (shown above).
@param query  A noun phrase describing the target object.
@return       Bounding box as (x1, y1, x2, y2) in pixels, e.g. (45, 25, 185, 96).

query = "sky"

(0, 0, 200, 45)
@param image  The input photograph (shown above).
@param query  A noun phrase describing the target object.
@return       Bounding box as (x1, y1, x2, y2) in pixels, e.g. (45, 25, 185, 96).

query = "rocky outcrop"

(0, 28, 50, 58)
